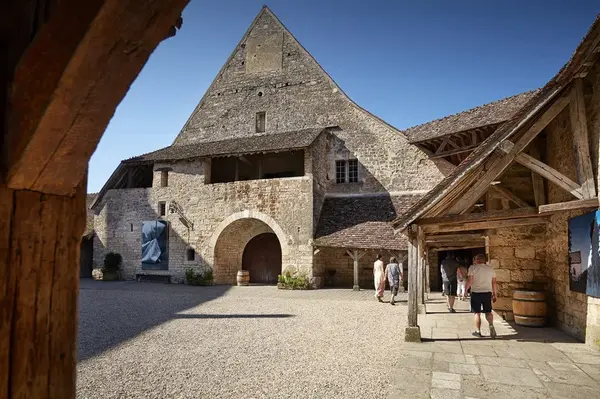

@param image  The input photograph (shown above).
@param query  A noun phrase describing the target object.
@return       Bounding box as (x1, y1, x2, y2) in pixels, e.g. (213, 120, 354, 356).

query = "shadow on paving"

(77, 280, 233, 361)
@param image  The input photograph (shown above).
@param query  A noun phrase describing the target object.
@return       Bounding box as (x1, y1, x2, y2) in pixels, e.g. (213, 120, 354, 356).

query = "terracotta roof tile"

(124, 128, 328, 163)
(404, 90, 539, 143)
(314, 194, 422, 250)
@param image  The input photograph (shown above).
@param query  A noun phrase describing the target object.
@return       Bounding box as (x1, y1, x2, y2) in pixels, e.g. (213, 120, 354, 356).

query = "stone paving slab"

(389, 292, 600, 398)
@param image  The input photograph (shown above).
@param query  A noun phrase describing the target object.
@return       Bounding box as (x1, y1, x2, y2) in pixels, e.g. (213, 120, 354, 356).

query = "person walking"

(385, 257, 402, 305)
(441, 252, 459, 313)
(373, 254, 385, 302)
(465, 254, 498, 338)
(457, 264, 468, 301)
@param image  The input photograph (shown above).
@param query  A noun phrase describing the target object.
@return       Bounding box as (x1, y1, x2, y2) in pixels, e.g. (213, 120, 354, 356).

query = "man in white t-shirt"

(465, 254, 497, 339)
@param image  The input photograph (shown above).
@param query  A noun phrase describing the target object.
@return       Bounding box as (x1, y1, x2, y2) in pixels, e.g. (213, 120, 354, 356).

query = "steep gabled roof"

(173, 5, 405, 145)
(404, 90, 539, 143)
(392, 15, 600, 231)
(315, 194, 422, 250)
(124, 128, 329, 164)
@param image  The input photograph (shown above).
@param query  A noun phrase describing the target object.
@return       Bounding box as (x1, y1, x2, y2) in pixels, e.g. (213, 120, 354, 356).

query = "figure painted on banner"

(440, 252, 459, 313)
(374, 254, 385, 302)
(385, 257, 402, 306)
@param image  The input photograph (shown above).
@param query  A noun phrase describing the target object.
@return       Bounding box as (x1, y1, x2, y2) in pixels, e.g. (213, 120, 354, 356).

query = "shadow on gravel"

(174, 314, 293, 319)
(78, 281, 231, 361)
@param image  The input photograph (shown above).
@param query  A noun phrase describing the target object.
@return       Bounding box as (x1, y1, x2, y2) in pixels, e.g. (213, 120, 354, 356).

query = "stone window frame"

(158, 201, 167, 217)
(185, 247, 196, 262)
(155, 166, 172, 188)
(334, 157, 360, 184)
(255, 111, 266, 133)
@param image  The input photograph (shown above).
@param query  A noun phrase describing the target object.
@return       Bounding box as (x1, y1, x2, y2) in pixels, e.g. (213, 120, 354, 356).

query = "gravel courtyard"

(77, 281, 407, 398)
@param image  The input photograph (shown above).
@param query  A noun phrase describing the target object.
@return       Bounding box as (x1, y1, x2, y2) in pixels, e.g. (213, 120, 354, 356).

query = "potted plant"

(102, 252, 122, 281)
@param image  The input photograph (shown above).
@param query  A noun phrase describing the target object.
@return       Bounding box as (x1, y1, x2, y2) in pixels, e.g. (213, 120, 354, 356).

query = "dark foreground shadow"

(78, 281, 232, 361)
(174, 313, 293, 319)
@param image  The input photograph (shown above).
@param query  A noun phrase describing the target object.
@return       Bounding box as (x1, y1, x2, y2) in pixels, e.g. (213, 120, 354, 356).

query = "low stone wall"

(487, 225, 547, 320)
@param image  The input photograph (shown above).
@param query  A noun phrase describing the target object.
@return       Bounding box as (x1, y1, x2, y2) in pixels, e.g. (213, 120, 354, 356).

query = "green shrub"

(103, 252, 122, 272)
(185, 267, 213, 286)
(277, 272, 310, 290)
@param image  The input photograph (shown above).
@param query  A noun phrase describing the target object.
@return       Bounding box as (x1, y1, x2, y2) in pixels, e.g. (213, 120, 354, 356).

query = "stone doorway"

(210, 211, 289, 285)
(242, 233, 282, 284)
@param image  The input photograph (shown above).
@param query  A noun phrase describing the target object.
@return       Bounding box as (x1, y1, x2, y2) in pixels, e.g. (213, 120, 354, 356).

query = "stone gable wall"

(171, 10, 446, 194)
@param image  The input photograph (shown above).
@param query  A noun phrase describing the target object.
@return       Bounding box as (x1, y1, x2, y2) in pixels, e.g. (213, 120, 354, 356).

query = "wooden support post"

(405, 227, 421, 342)
(569, 79, 596, 199)
(346, 249, 365, 291)
(514, 152, 584, 199)
(417, 227, 425, 309)
(0, 182, 86, 399)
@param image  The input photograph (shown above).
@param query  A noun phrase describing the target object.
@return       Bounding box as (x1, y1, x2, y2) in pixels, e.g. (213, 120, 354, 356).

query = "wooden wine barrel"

(512, 290, 547, 327)
(236, 270, 250, 286)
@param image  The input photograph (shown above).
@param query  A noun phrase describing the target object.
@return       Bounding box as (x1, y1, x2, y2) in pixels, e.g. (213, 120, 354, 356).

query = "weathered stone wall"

(310, 133, 330, 234)
(172, 9, 445, 195)
(93, 158, 314, 283)
(544, 104, 590, 341)
(487, 226, 547, 319)
(428, 250, 440, 292)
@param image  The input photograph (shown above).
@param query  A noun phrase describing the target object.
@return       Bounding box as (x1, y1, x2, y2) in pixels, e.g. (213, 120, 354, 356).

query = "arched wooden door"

(242, 233, 282, 284)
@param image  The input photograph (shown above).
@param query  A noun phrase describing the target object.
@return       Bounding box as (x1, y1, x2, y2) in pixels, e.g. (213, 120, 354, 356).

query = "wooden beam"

(6, 0, 189, 195)
(490, 184, 530, 208)
(514, 152, 584, 199)
(446, 95, 570, 214)
(538, 198, 599, 214)
(424, 217, 549, 234)
(426, 233, 485, 242)
(569, 78, 596, 199)
(429, 143, 480, 159)
(431, 244, 487, 252)
(529, 145, 546, 206)
(417, 207, 539, 226)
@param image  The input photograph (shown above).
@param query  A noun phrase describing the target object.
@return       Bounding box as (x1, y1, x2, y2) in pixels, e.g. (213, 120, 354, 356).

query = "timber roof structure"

(404, 90, 539, 144)
(314, 194, 422, 250)
(393, 15, 600, 231)
(124, 127, 330, 164)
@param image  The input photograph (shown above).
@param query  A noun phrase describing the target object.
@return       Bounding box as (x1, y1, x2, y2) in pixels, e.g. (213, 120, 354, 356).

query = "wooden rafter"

(446, 95, 571, 214)
(513, 151, 584, 200)
(490, 184, 530, 208)
(569, 78, 596, 198)
(529, 145, 546, 206)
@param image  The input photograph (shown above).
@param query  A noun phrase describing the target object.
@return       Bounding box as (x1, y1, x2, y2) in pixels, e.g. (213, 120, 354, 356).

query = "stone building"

(90, 6, 451, 286)
(395, 15, 600, 348)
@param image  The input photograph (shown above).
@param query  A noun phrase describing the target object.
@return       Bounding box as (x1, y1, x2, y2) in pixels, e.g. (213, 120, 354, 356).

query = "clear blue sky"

(88, 0, 599, 193)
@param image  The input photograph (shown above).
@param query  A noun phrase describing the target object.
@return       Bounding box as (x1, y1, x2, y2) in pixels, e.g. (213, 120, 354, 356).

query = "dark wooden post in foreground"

(1, 1, 188, 397)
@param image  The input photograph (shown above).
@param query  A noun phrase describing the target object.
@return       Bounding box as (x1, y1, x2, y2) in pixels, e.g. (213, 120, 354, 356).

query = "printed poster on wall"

(568, 210, 600, 297)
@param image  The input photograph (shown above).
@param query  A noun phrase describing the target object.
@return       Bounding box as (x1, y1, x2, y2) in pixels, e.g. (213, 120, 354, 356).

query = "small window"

(161, 170, 169, 187)
(186, 248, 195, 261)
(130, 223, 134, 232)
(159, 201, 166, 216)
(256, 111, 266, 133)
(348, 159, 359, 183)
(335, 159, 359, 184)
(335, 160, 346, 184)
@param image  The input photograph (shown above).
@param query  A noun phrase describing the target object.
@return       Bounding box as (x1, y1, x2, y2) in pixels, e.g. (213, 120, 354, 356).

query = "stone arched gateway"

(206, 210, 290, 284)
